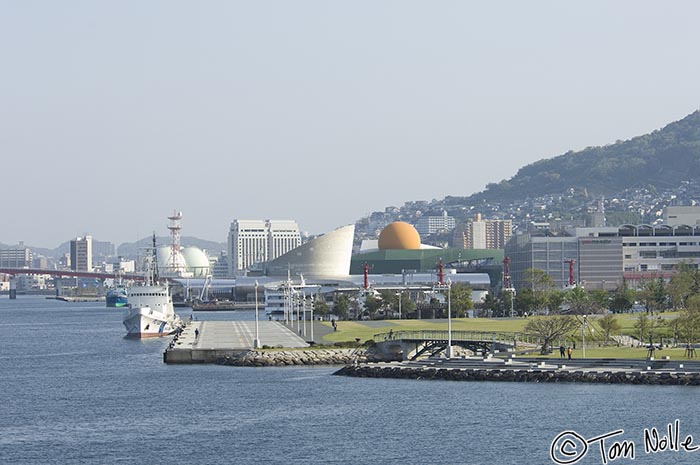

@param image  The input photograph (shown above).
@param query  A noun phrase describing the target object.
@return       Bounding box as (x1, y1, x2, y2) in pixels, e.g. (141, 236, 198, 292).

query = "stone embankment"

(335, 364, 700, 385)
(216, 348, 369, 367)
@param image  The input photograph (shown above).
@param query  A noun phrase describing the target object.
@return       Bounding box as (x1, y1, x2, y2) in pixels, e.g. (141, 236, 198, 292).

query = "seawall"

(334, 361, 700, 385)
(166, 347, 368, 365)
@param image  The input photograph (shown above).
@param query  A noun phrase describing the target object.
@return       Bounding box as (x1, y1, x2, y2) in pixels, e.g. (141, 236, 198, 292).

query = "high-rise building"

(70, 236, 92, 271)
(454, 214, 512, 249)
(0, 245, 32, 268)
(227, 220, 301, 276)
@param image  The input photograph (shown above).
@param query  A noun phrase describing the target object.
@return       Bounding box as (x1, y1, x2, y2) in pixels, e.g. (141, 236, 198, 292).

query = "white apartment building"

(228, 220, 301, 276)
(414, 211, 456, 236)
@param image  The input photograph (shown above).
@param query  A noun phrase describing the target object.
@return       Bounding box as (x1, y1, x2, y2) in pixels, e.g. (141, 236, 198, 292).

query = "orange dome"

(378, 222, 421, 250)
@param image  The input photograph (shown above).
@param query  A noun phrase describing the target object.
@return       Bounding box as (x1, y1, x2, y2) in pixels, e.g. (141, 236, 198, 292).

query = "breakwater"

(216, 348, 365, 367)
(334, 358, 700, 385)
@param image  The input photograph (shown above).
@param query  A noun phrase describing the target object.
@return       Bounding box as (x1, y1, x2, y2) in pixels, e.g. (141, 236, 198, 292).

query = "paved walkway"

(178, 321, 309, 350)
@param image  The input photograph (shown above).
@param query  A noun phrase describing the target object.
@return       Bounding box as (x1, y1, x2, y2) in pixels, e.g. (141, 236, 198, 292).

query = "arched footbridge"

(373, 330, 539, 361)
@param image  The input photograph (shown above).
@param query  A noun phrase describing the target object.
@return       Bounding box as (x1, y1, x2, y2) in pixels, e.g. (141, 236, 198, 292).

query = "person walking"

(567, 347, 572, 360)
(559, 345, 566, 358)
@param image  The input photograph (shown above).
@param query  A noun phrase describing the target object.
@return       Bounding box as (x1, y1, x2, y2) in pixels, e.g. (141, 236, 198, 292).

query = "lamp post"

(310, 294, 315, 342)
(302, 290, 306, 338)
(582, 314, 587, 358)
(447, 279, 452, 358)
(254, 280, 260, 349)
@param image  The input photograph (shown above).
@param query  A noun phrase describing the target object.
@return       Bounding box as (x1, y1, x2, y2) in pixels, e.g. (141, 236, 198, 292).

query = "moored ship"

(123, 236, 183, 338)
(106, 286, 128, 308)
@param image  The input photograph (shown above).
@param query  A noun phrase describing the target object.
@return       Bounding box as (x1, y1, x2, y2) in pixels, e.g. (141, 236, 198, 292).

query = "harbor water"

(2, 296, 700, 465)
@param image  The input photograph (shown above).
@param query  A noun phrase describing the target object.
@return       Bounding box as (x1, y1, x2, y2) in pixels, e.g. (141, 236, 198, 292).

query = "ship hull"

(123, 306, 180, 339)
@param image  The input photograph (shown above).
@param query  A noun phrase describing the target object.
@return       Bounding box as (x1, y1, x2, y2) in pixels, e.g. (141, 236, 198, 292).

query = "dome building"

(157, 246, 210, 278)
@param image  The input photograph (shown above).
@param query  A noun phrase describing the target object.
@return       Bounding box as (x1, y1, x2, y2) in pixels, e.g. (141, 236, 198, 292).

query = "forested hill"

(469, 110, 700, 203)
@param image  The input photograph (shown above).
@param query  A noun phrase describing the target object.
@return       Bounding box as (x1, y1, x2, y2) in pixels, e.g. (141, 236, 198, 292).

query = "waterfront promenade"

(165, 320, 310, 363)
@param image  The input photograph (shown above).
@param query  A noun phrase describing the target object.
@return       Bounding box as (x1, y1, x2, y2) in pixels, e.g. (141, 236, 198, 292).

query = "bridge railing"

(373, 329, 538, 346)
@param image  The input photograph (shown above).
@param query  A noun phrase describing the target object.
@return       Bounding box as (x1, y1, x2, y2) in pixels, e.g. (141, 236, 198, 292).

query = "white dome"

(157, 246, 188, 276)
(181, 246, 211, 277)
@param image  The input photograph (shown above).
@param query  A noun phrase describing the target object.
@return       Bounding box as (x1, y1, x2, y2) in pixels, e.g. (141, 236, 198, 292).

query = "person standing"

(567, 347, 572, 360)
(559, 345, 566, 358)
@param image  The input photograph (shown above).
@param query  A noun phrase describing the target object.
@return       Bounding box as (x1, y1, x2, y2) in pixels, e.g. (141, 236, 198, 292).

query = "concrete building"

(414, 211, 456, 236)
(662, 206, 700, 226)
(505, 223, 700, 291)
(454, 214, 512, 249)
(70, 236, 92, 272)
(228, 220, 301, 276)
(0, 245, 32, 268)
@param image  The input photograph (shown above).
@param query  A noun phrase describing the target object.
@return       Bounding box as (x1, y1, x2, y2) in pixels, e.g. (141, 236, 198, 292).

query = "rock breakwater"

(216, 348, 366, 367)
(334, 364, 700, 385)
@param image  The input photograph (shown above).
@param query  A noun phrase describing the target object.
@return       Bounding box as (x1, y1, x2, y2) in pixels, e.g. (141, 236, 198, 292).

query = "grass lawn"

(320, 312, 687, 360)
(321, 317, 530, 343)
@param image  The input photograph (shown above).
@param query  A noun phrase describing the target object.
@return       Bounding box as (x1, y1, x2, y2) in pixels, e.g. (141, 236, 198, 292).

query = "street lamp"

(302, 290, 306, 338)
(254, 280, 261, 349)
(310, 293, 315, 342)
(581, 314, 587, 358)
(447, 279, 452, 358)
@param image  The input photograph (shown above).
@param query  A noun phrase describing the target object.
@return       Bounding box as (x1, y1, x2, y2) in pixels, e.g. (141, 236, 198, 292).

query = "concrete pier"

(165, 321, 309, 364)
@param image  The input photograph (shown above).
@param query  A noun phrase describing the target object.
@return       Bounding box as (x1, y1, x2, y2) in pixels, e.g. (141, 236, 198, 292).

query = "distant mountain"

(464, 110, 700, 204)
(116, 236, 226, 258)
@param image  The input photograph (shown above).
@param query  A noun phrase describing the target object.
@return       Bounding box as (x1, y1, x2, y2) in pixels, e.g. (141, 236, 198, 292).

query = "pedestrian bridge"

(372, 329, 538, 361)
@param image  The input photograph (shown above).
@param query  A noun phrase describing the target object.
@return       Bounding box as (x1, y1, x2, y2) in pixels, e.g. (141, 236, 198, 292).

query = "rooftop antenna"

(151, 233, 159, 285)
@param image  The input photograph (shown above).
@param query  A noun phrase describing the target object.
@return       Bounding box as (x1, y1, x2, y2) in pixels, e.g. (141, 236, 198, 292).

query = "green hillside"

(471, 110, 700, 202)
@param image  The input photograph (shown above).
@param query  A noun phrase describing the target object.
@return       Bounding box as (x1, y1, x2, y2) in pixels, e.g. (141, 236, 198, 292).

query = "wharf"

(164, 321, 309, 364)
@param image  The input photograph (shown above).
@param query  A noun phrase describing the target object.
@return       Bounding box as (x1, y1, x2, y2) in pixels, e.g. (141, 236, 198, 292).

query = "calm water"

(1, 296, 699, 465)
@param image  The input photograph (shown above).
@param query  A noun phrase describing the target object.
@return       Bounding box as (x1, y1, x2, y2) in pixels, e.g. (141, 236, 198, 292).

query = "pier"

(164, 321, 309, 363)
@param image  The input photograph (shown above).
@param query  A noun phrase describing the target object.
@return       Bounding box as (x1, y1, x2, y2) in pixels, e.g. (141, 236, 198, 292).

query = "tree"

(334, 294, 350, 320)
(633, 312, 666, 344)
(667, 262, 700, 310)
(546, 290, 565, 314)
(678, 295, 700, 347)
(449, 282, 473, 318)
(313, 295, 329, 318)
(596, 314, 621, 346)
(523, 268, 555, 313)
(524, 316, 579, 355)
(363, 293, 383, 320)
(610, 281, 634, 313)
(564, 286, 607, 315)
(514, 287, 538, 316)
(479, 292, 499, 318)
(640, 277, 668, 314)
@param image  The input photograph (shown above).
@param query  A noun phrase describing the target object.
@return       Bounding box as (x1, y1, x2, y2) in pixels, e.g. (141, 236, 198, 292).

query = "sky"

(2, 1, 700, 248)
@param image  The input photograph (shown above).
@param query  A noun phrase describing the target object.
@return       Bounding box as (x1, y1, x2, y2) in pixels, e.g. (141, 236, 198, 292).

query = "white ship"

(123, 236, 183, 338)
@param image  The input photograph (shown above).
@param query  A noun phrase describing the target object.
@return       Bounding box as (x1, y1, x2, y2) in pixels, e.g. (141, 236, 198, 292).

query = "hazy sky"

(3, 1, 700, 247)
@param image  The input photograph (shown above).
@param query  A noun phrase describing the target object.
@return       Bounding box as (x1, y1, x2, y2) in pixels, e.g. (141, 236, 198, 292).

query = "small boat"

(106, 286, 128, 308)
(123, 235, 183, 338)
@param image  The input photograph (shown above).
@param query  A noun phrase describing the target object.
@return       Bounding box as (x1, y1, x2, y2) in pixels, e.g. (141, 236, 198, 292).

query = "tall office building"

(454, 214, 512, 249)
(227, 220, 301, 276)
(0, 245, 32, 268)
(70, 236, 93, 272)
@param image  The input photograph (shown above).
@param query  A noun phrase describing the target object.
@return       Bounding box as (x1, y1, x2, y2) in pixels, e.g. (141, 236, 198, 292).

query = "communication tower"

(167, 210, 185, 275)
